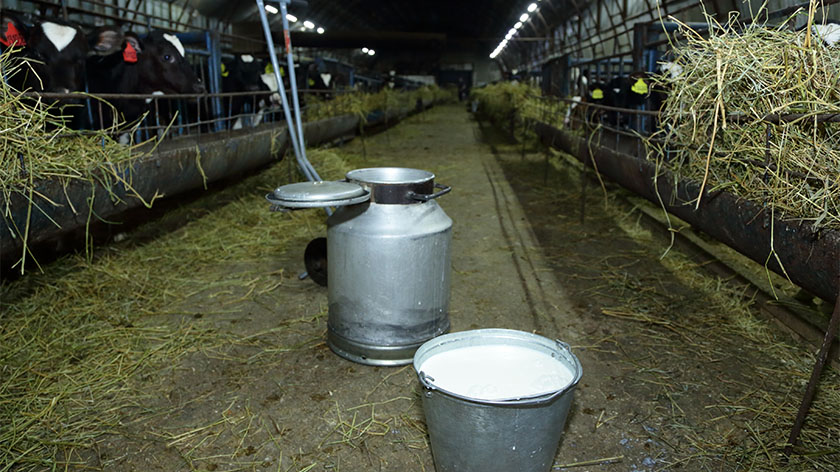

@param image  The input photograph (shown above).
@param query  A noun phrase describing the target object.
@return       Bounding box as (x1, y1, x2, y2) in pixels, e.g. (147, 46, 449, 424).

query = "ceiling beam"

(287, 30, 447, 49)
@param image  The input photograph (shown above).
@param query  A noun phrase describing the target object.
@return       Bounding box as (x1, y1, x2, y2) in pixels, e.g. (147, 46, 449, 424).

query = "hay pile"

(648, 11, 840, 230)
(471, 82, 568, 133)
(0, 50, 153, 273)
(0, 148, 352, 470)
(304, 86, 453, 123)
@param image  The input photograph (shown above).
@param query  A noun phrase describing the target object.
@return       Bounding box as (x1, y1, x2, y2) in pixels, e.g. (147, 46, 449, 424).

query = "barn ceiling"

(225, 0, 587, 53)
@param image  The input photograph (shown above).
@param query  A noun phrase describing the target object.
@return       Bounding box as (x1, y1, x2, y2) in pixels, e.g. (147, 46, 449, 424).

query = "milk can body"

(266, 167, 453, 366)
(326, 170, 452, 365)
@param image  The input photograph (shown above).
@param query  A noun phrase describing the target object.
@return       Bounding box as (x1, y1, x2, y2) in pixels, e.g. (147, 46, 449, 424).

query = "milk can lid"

(266, 180, 370, 208)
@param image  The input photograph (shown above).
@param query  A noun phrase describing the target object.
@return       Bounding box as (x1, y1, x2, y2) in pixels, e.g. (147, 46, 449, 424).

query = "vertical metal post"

(205, 30, 224, 133)
(278, 0, 318, 181)
(785, 270, 840, 454)
(254, 0, 317, 182)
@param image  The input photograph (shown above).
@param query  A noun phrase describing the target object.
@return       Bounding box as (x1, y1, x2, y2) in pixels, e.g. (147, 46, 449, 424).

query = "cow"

(87, 27, 205, 134)
(1, 11, 88, 126)
(222, 54, 281, 129)
(601, 72, 654, 129)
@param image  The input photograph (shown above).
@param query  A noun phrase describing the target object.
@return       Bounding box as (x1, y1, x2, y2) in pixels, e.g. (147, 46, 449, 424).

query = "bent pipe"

(533, 121, 839, 304)
(0, 104, 431, 267)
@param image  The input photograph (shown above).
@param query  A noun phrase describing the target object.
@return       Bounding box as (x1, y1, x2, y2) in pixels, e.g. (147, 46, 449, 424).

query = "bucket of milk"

(413, 329, 582, 472)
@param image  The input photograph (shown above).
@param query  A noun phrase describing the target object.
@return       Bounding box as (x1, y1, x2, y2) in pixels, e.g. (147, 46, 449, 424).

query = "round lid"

(266, 180, 370, 208)
(346, 167, 434, 185)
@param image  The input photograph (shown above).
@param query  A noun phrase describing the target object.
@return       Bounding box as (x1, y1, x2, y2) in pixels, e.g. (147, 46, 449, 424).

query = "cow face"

(24, 19, 88, 95)
(136, 31, 205, 95)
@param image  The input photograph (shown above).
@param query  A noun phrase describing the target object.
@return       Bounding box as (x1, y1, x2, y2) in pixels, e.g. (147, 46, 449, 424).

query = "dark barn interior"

(1, 0, 839, 471)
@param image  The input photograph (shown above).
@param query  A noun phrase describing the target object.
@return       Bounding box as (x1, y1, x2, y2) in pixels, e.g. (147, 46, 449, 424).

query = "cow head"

(136, 31, 205, 95)
(225, 54, 266, 92)
(24, 19, 87, 95)
(88, 25, 126, 57)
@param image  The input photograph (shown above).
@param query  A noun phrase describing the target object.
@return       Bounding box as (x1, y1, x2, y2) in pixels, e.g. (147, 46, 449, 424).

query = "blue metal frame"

(177, 30, 224, 133)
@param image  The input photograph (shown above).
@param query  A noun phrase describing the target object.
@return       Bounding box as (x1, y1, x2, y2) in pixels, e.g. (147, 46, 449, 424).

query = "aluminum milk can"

(267, 167, 452, 365)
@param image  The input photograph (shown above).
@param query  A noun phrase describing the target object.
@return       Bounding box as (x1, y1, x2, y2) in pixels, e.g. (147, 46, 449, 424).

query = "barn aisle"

(3, 103, 836, 471)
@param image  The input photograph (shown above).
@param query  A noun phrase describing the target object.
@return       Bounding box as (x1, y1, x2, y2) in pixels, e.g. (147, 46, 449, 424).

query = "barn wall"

(503, 0, 839, 74)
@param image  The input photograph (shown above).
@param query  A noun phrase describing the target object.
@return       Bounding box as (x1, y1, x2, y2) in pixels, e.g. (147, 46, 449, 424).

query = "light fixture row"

(490, 2, 538, 59)
(361, 47, 376, 56)
(264, 5, 325, 34)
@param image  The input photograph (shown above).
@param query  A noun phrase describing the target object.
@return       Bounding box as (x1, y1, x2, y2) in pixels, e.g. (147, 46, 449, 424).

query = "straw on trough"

(304, 86, 453, 124)
(0, 50, 156, 273)
(471, 82, 569, 145)
(647, 9, 840, 230)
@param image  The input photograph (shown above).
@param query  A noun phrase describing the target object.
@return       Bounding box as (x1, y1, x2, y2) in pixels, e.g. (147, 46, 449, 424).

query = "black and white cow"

(87, 27, 204, 131)
(601, 72, 654, 128)
(222, 54, 282, 129)
(1, 12, 88, 126)
(1, 12, 88, 94)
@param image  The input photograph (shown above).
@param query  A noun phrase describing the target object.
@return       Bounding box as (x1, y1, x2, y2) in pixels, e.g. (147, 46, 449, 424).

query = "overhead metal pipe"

(255, 0, 320, 181)
(278, 0, 321, 184)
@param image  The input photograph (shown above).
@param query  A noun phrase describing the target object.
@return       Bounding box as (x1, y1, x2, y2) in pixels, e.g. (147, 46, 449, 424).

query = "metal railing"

(17, 88, 359, 143)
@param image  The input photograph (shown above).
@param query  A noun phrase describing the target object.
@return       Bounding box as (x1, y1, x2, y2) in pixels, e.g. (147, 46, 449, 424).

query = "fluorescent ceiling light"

(286, 13, 297, 22)
(317, 27, 325, 34)
(514, 21, 523, 29)
(520, 13, 529, 22)
(528, 3, 538, 12)
(264, 4, 278, 14)
(368, 49, 375, 55)
(362, 47, 369, 53)
(303, 20, 315, 29)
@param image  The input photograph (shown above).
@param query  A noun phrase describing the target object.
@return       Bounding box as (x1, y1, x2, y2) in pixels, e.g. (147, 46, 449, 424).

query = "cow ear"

(89, 27, 124, 56)
(0, 11, 30, 47)
(125, 34, 142, 53)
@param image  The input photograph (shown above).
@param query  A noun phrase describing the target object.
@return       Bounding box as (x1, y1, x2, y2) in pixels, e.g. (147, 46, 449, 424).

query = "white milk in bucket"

(417, 343, 575, 401)
(414, 330, 582, 472)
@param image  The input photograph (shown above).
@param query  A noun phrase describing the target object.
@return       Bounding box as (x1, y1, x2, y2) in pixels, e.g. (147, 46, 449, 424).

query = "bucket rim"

(346, 167, 435, 185)
(413, 328, 582, 406)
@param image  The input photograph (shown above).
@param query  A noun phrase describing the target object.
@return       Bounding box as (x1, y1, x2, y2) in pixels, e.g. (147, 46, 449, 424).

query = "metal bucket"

(413, 329, 582, 472)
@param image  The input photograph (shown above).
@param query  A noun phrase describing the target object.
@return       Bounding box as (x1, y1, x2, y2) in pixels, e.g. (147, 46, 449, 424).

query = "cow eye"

(164, 54, 174, 63)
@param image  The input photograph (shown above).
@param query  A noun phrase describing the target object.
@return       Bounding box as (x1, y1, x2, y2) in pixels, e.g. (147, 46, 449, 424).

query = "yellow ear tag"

(265, 63, 274, 75)
(279, 67, 285, 77)
(308, 78, 315, 86)
(591, 88, 604, 100)
(631, 78, 648, 95)
(220, 63, 229, 78)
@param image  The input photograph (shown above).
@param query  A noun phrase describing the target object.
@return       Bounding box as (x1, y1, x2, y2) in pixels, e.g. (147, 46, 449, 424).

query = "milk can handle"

(409, 183, 452, 201)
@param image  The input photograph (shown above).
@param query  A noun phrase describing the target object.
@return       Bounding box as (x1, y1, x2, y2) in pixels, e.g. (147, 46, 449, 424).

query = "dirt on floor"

(2, 104, 838, 472)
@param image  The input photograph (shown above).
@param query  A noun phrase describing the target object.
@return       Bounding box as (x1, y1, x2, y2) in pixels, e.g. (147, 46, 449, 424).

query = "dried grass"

(647, 7, 840, 230)
(0, 49, 158, 274)
(0, 149, 353, 470)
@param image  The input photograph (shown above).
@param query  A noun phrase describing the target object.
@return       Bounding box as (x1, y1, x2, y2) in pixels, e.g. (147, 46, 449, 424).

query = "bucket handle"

(409, 183, 452, 201)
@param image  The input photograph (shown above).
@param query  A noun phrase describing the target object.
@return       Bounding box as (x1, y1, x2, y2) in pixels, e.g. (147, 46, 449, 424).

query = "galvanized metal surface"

(347, 167, 436, 204)
(534, 122, 840, 304)
(413, 329, 582, 472)
(326, 198, 452, 366)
